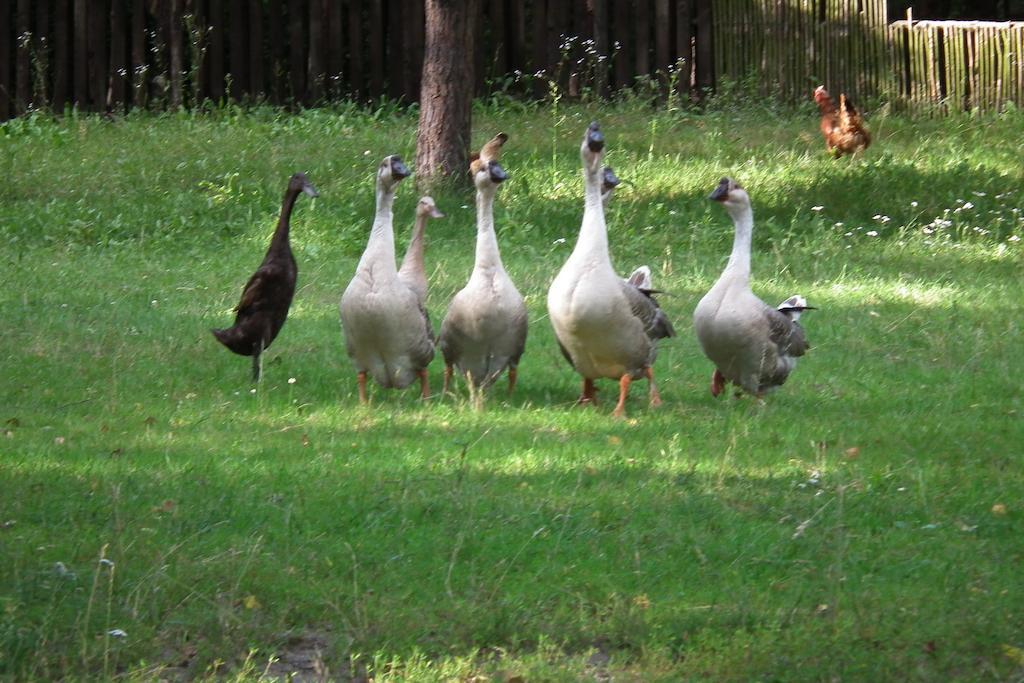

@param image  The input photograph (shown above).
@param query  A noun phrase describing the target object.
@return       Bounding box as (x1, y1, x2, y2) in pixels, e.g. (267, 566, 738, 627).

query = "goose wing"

(766, 307, 809, 357)
(235, 262, 288, 314)
(621, 281, 676, 341)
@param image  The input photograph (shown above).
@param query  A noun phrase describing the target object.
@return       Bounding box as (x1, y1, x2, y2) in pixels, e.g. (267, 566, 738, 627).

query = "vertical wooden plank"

(347, 0, 364, 98)
(368, 0, 383, 98)
(229, 0, 246, 98)
(308, 0, 325, 102)
(694, 0, 712, 94)
(289, 0, 306, 103)
(475, 0, 486, 95)
(73, 0, 88, 108)
(168, 0, 183, 107)
(249, 0, 264, 98)
(268, 0, 283, 103)
(508, 0, 525, 74)
(89, 0, 109, 110)
(131, 0, 147, 107)
(52, 0, 70, 111)
(592, 0, 609, 97)
(532, 0, 547, 96)
(404, 0, 424, 99)
(654, 0, 670, 74)
(491, 0, 507, 78)
(386, 0, 402, 98)
(14, 0, 30, 113)
(207, 0, 224, 101)
(33, 0, 50, 108)
(327, 0, 344, 97)
(109, 0, 127, 112)
(635, 0, 650, 78)
(0, 0, 10, 119)
(676, 0, 692, 96)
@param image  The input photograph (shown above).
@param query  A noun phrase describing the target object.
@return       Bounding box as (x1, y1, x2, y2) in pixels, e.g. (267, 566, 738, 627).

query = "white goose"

(438, 133, 528, 393)
(339, 155, 435, 403)
(547, 122, 675, 417)
(693, 177, 814, 397)
(397, 196, 444, 307)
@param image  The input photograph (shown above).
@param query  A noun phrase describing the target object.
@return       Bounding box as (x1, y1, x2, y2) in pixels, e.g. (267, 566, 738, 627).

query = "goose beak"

(488, 161, 508, 184)
(302, 182, 319, 198)
(586, 122, 604, 152)
(602, 166, 620, 191)
(709, 177, 731, 202)
(391, 157, 411, 180)
(430, 207, 445, 218)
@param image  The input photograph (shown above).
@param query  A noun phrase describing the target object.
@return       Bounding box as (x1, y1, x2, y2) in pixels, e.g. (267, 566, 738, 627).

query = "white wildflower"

(866, 230, 879, 237)
(1009, 235, 1021, 242)
(910, 201, 918, 207)
(288, 377, 296, 384)
(811, 205, 824, 212)
(107, 629, 127, 638)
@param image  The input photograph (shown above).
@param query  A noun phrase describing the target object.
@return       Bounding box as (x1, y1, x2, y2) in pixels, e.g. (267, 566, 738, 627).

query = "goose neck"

(473, 187, 504, 273)
(573, 165, 609, 257)
(268, 187, 300, 253)
(724, 204, 753, 281)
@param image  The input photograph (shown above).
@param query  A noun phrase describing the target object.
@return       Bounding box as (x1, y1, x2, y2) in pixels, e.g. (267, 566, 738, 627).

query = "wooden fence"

(1, 0, 1022, 121)
(889, 18, 1024, 111)
(712, 0, 890, 103)
(710, 0, 1024, 111)
(0, 0, 714, 121)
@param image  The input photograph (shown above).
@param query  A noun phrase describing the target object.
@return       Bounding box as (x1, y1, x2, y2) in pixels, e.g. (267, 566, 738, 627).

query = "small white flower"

(668, 210, 677, 216)
(962, 201, 974, 210)
(872, 214, 881, 220)
(910, 201, 918, 207)
(844, 231, 853, 237)
(107, 629, 127, 638)
(1009, 235, 1021, 242)
(553, 237, 566, 245)
(288, 377, 296, 385)
(811, 205, 824, 212)
(833, 222, 844, 227)
(972, 191, 986, 197)
(151, 300, 158, 307)
(250, 388, 257, 394)
(866, 230, 879, 237)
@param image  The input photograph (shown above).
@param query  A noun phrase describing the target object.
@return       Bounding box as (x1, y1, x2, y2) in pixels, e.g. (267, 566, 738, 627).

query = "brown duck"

(212, 172, 318, 381)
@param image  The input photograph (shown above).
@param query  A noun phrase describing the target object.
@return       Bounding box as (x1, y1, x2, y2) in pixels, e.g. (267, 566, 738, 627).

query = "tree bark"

(416, 0, 477, 188)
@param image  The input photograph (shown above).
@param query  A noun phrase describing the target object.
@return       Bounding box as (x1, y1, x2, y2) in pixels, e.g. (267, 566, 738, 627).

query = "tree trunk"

(416, 0, 476, 189)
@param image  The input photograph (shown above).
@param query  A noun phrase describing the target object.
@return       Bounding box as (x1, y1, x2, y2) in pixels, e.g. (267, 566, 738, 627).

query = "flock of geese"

(212, 122, 814, 416)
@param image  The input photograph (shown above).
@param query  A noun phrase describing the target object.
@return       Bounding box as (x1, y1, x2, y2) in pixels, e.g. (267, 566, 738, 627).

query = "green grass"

(1, 99, 1023, 681)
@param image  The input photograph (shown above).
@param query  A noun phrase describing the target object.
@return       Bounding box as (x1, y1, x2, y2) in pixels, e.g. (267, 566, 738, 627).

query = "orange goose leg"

(418, 369, 430, 399)
(577, 378, 597, 405)
(357, 371, 368, 404)
(645, 367, 662, 408)
(442, 365, 453, 395)
(612, 374, 631, 418)
(710, 369, 726, 397)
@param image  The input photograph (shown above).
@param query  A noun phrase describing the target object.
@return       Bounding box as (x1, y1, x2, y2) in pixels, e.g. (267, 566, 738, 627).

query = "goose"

(397, 196, 444, 307)
(438, 132, 528, 393)
(339, 155, 435, 403)
(693, 177, 814, 398)
(547, 122, 675, 417)
(212, 172, 318, 381)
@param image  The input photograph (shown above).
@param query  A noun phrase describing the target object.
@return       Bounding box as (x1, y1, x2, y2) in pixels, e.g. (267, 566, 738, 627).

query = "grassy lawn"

(1, 99, 1022, 681)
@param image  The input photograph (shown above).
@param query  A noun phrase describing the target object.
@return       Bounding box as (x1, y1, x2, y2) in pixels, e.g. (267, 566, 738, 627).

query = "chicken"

(813, 85, 870, 157)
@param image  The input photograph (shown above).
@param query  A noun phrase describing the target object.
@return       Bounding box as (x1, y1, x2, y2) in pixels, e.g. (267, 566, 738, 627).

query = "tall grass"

(0, 100, 1022, 681)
